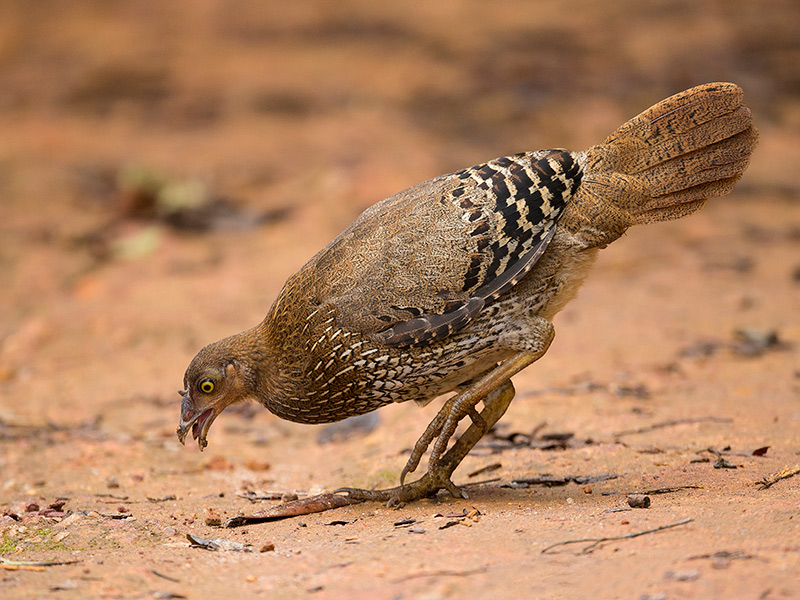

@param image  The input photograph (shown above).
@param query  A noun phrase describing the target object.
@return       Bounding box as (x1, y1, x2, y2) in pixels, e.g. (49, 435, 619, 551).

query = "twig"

(614, 417, 732, 438)
(541, 518, 693, 554)
(392, 566, 489, 582)
(757, 465, 800, 490)
(460, 477, 501, 488)
(704, 446, 738, 469)
(151, 569, 181, 582)
(641, 485, 703, 495)
(1, 564, 46, 572)
(0, 557, 80, 570)
(511, 473, 618, 488)
(601, 485, 703, 497)
(687, 550, 759, 562)
(224, 492, 364, 527)
(147, 495, 177, 503)
(467, 463, 502, 478)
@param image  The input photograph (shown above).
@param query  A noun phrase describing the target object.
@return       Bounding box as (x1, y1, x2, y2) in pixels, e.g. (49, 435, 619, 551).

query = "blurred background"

(1, 2, 799, 596)
(1, 0, 798, 445)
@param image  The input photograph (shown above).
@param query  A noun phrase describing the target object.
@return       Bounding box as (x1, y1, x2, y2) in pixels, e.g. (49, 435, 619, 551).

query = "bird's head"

(177, 336, 258, 451)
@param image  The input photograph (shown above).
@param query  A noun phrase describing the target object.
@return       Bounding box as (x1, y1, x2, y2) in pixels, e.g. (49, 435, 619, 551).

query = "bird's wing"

(309, 150, 583, 347)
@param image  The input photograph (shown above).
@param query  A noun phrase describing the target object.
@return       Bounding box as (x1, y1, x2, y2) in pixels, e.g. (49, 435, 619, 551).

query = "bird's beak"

(176, 390, 217, 451)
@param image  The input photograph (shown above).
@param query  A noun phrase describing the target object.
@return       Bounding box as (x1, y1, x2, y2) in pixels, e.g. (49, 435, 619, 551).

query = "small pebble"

(627, 494, 651, 509)
(107, 476, 120, 489)
(25, 500, 40, 512)
(259, 542, 276, 552)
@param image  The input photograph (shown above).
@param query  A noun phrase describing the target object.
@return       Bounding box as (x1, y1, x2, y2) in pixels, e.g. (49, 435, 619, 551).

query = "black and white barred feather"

(375, 150, 583, 347)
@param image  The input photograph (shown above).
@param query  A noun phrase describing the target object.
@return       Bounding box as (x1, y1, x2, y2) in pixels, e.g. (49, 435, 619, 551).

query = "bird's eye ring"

(198, 379, 215, 394)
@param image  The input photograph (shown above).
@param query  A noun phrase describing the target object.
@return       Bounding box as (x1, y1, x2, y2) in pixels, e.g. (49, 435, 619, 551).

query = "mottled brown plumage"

(178, 83, 758, 503)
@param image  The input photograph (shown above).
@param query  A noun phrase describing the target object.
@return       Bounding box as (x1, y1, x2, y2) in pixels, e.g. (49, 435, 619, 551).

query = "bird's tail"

(562, 82, 758, 247)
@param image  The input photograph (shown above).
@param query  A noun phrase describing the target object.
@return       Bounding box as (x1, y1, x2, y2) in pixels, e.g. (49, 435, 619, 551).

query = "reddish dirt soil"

(1, 1, 799, 599)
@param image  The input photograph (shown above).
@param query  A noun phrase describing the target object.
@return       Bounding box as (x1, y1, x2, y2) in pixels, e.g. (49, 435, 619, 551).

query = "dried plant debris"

(679, 328, 791, 359)
(393, 518, 418, 528)
(147, 495, 177, 503)
(186, 533, 253, 552)
(687, 550, 762, 569)
(4, 498, 72, 521)
(521, 377, 651, 399)
(541, 518, 693, 555)
(614, 417, 732, 439)
(703, 447, 739, 469)
(756, 465, 800, 490)
(324, 519, 357, 526)
(467, 463, 502, 478)
(204, 509, 222, 527)
(1, 558, 80, 571)
(96, 512, 134, 520)
(392, 566, 489, 583)
(732, 328, 791, 356)
(237, 490, 303, 503)
(483, 423, 593, 452)
(434, 508, 482, 530)
(151, 569, 181, 583)
(695, 445, 770, 459)
(224, 493, 364, 527)
(506, 473, 618, 489)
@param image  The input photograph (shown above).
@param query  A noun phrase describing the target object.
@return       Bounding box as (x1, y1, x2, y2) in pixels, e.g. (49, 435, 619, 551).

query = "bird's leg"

(415, 351, 546, 471)
(400, 395, 486, 483)
(402, 314, 555, 482)
(337, 379, 515, 505)
(339, 316, 554, 505)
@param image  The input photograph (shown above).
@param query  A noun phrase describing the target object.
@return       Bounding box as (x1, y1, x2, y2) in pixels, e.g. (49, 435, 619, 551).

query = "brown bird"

(177, 82, 757, 504)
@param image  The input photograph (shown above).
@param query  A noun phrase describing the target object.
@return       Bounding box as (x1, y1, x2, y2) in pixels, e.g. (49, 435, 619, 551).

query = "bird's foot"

(400, 396, 486, 484)
(336, 380, 515, 507)
(336, 468, 460, 507)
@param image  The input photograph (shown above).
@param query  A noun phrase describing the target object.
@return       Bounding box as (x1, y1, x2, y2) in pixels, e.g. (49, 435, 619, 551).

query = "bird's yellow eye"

(198, 379, 215, 394)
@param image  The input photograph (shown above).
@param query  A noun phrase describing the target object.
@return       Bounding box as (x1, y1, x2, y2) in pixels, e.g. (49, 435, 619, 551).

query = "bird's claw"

(339, 381, 516, 506)
(337, 465, 465, 507)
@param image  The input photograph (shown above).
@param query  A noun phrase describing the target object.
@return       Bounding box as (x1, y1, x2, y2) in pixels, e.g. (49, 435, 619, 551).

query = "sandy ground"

(1, 1, 799, 598)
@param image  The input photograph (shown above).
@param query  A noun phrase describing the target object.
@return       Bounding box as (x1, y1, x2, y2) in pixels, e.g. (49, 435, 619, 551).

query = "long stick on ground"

(541, 518, 693, 554)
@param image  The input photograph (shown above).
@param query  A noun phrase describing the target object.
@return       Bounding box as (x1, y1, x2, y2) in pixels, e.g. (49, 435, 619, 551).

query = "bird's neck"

(244, 318, 305, 417)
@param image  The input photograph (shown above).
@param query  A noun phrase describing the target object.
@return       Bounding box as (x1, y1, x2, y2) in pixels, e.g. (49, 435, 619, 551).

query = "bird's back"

(305, 150, 583, 340)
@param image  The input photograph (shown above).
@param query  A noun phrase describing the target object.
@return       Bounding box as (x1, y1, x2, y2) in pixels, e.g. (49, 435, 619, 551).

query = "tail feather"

(643, 130, 755, 196)
(564, 82, 758, 246)
(622, 106, 754, 175)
